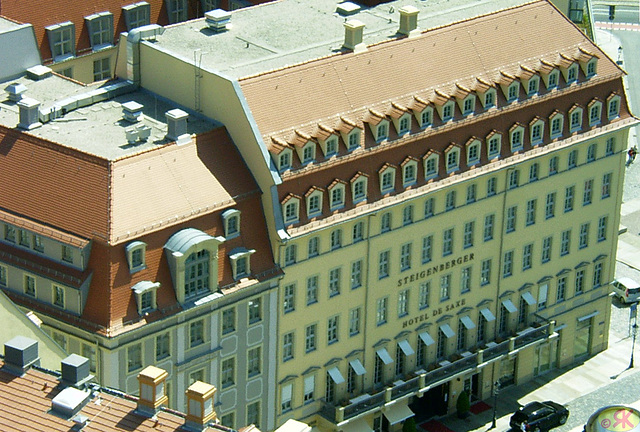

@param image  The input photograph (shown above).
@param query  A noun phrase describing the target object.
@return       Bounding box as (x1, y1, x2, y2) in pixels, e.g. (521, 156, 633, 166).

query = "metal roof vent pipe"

(61, 354, 94, 388)
(165, 109, 191, 145)
(398, 5, 420, 37)
(343, 20, 366, 53)
(205, 9, 231, 32)
(5, 82, 27, 102)
(3, 336, 40, 376)
(17, 97, 42, 130)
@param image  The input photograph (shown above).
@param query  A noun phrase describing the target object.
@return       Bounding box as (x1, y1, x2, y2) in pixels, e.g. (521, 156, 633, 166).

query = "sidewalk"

(428, 329, 640, 432)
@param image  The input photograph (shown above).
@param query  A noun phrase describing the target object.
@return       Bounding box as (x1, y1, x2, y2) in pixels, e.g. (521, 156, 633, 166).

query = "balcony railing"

(321, 322, 552, 424)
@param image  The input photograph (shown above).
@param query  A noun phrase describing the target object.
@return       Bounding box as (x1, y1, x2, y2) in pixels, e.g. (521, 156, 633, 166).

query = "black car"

(509, 401, 569, 432)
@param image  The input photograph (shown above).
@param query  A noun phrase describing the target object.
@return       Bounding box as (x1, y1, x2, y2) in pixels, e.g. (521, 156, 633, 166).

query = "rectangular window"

(378, 250, 390, 279)
(123, 2, 151, 30)
(549, 156, 558, 175)
(304, 375, 315, 402)
(329, 268, 341, 296)
(593, 262, 603, 287)
(442, 228, 453, 256)
(376, 297, 388, 325)
(93, 57, 111, 81)
(575, 269, 585, 294)
(568, 149, 578, 168)
(579, 223, 590, 249)
(349, 308, 361, 336)
(4, 225, 16, 242)
(352, 222, 364, 242)
(156, 333, 170, 361)
(398, 289, 409, 317)
(0, 265, 6, 286)
(308, 236, 319, 257)
(222, 308, 236, 334)
(564, 186, 575, 212)
(526, 199, 536, 226)
(247, 401, 260, 428)
(190, 320, 204, 348)
(424, 198, 435, 218)
(127, 343, 142, 372)
(560, 230, 571, 256)
(400, 243, 411, 271)
(221, 357, 235, 388)
(167, 0, 188, 23)
(598, 216, 608, 241)
(503, 251, 513, 278)
(466, 184, 477, 203)
(305, 324, 317, 352)
(505, 206, 517, 233)
(46, 22, 75, 59)
(351, 260, 362, 289)
(403, 206, 414, 225)
(542, 236, 552, 263)
(284, 245, 297, 265)
(583, 179, 593, 205)
(86, 12, 113, 48)
(557, 277, 566, 302)
(463, 221, 474, 249)
(545, 192, 556, 219)
(440, 274, 451, 300)
(283, 284, 295, 313)
(53, 285, 65, 307)
(422, 235, 433, 263)
(248, 298, 262, 323)
(606, 137, 615, 155)
(330, 229, 342, 250)
(327, 316, 339, 344)
(247, 347, 261, 377)
(33, 235, 44, 252)
(508, 170, 520, 189)
(307, 276, 318, 305)
(487, 177, 497, 196)
(484, 214, 495, 241)
(283, 332, 294, 361)
(445, 191, 456, 211)
(24, 275, 36, 297)
(281, 383, 292, 412)
(602, 173, 612, 198)
(529, 163, 539, 181)
(522, 244, 533, 270)
(587, 143, 597, 162)
(461, 266, 471, 293)
(480, 259, 491, 286)
(18, 230, 29, 247)
(419, 282, 430, 309)
(381, 213, 391, 232)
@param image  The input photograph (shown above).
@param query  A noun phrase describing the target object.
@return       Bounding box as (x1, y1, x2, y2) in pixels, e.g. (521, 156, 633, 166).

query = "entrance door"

(574, 318, 592, 359)
(408, 382, 449, 421)
(464, 373, 480, 402)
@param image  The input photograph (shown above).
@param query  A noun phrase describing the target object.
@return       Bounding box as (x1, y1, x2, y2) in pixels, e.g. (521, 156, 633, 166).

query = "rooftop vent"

(343, 20, 366, 53)
(122, 101, 143, 123)
(185, 381, 217, 431)
(137, 366, 169, 416)
(337, 1, 361, 16)
(61, 354, 93, 388)
(398, 5, 420, 37)
(205, 9, 231, 32)
(165, 109, 190, 145)
(51, 387, 91, 418)
(17, 97, 42, 130)
(26, 65, 53, 81)
(5, 82, 27, 102)
(3, 336, 39, 375)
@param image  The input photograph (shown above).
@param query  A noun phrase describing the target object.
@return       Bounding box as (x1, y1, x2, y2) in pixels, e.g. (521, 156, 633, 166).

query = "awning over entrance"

(340, 419, 373, 432)
(398, 339, 415, 356)
(383, 402, 415, 425)
(578, 310, 600, 322)
(376, 348, 394, 365)
(419, 331, 435, 346)
(522, 292, 536, 305)
(460, 315, 475, 330)
(349, 359, 366, 376)
(480, 308, 496, 322)
(502, 299, 517, 313)
(439, 324, 455, 338)
(327, 366, 345, 384)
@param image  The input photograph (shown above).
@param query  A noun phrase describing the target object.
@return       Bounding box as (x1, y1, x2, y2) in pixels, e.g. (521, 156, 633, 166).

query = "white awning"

(522, 292, 536, 305)
(460, 315, 476, 330)
(578, 311, 600, 322)
(349, 359, 366, 376)
(376, 348, 394, 365)
(341, 419, 373, 432)
(419, 331, 435, 346)
(383, 403, 415, 425)
(439, 324, 455, 338)
(327, 367, 345, 384)
(480, 308, 496, 322)
(398, 339, 415, 356)
(502, 299, 517, 313)
(538, 284, 548, 304)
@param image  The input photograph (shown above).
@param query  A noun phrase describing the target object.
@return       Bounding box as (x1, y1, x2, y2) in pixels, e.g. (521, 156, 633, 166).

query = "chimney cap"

(4, 336, 39, 375)
(399, 5, 419, 15)
(337, 1, 361, 16)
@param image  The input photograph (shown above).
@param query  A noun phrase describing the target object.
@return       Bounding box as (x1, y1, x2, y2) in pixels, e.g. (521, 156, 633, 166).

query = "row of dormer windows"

(1, 223, 77, 265)
(272, 56, 600, 173)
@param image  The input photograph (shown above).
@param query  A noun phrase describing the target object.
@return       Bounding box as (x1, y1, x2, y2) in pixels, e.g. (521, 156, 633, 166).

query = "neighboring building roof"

(0, 18, 41, 81)
(153, 0, 531, 79)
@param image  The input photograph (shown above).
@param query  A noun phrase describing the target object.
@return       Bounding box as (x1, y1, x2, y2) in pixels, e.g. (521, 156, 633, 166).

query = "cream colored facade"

(48, 47, 118, 83)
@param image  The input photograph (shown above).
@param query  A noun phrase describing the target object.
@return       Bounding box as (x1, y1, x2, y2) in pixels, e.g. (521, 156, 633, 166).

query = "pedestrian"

(628, 147, 636, 166)
(633, 145, 638, 162)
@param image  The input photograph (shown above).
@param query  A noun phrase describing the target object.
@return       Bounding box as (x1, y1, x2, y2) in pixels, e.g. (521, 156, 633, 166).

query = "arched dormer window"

(341, 127, 361, 152)
(481, 88, 496, 109)
(305, 187, 324, 218)
(222, 209, 241, 239)
(164, 228, 224, 304)
(529, 118, 545, 147)
(125, 240, 147, 273)
(459, 94, 476, 117)
(584, 58, 597, 78)
(367, 113, 389, 143)
(401, 157, 418, 187)
(525, 75, 540, 97)
(466, 138, 481, 167)
(439, 100, 455, 122)
(423, 151, 440, 180)
(351, 172, 368, 204)
(445, 144, 461, 173)
(132, 281, 159, 314)
(509, 124, 525, 152)
(486, 131, 501, 160)
(562, 61, 579, 84)
(229, 247, 256, 280)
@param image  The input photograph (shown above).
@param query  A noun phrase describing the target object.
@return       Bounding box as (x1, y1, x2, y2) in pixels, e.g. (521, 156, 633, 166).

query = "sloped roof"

(238, 0, 621, 142)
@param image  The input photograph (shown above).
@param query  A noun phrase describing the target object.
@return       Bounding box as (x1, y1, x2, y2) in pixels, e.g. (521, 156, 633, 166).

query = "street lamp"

(630, 323, 638, 369)
(491, 380, 501, 429)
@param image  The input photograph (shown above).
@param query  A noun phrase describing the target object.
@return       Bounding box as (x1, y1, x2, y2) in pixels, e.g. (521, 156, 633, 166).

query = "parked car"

(509, 401, 569, 432)
(611, 277, 640, 304)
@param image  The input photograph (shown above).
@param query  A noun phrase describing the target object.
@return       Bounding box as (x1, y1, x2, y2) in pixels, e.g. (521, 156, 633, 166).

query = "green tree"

(402, 416, 417, 432)
(456, 390, 470, 418)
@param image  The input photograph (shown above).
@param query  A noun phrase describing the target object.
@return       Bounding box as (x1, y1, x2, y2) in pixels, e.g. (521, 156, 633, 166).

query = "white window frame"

(483, 89, 496, 109)
(306, 189, 323, 217)
(278, 149, 292, 172)
(546, 70, 559, 89)
(351, 175, 368, 203)
(510, 125, 524, 152)
(424, 152, 439, 180)
(282, 197, 300, 225)
(229, 247, 256, 280)
(372, 120, 389, 142)
(321, 136, 339, 158)
(530, 119, 544, 146)
(85, 12, 114, 50)
(507, 81, 519, 102)
(379, 166, 396, 193)
(222, 209, 241, 239)
(466, 139, 481, 166)
(46, 22, 75, 60)
(608, 94, 621, 120)
(487, 133, 501, 160)
(329, 182, 346, 210)
(569, 107, 583, 133)
(402, 159, 418, 187)
(298, 141, 316, 166)
(589, 100, 602, 127)
(526, 76, 540, 96)
(445, 146, 460, 173)
(550, 113, 564, 139)
(440, 101, 455, 122)
(461, 95, 476, 116)
(394, 113, 412, 136)
(418, 107, 433, 128)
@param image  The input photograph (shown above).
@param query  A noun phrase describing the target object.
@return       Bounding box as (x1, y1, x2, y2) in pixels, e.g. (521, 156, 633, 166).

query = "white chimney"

(343, 20, 366, 53)
(122, 101, 143, 123)
(165, 109, 190, 145)
(17, 97, 42, 130)
(5, 83, 27, 102)
(205, 9, 231, 32)
(399, 5, 420, 37)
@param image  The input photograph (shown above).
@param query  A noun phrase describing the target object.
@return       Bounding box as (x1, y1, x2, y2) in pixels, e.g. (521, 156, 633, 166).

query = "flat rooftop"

(153, 0, 530, 79)
(0, 74, 217, 160)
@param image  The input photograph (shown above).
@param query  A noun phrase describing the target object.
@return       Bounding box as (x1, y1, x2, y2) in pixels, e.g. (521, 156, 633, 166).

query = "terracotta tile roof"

(239, 1, 622, 143)
(0, 208, 89, 248)
(0, 360, 229, 432)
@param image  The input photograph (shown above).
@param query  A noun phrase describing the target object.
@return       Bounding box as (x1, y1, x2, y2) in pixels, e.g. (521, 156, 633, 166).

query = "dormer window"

(395, 114, 411, 136)
(126, 241, 147, 273)
(530, 118, 545, 146)
(565, 64, 578, 84)
(375, 121, 389, 142)
(61, 245, 74, 263)
(461, 95, 475, 116)
(424, 152, 440, 180)
(585, 59, 597, 78)
(85, 12, 114, 50)
(510, 124, 525, 152)
(229, 247, 256, 280)
(441, 101, 454, 122)
(306, 188, 324, 217)
(222, 209, 241, 239)
(550, 112, 564, 139)
(569, 106, 583, 133)
(379, 165, 396, 194)
(132, 281, 159, 314)
(483, 89, 496, 109)
(45, 22, 76, 61)
(322, 136, 339, 158)
(401, 158, 418, 187)
(507, 82, 519, 102)
(328, 181, 346, 210)
(282, 196, 300, 225)
(299, 142, 316, 165)
(486, 132, 501, 160)
(347, 129, 361, 151)
(351, 174, 368, 203)
(588, 100, 602, 127)
(526, 76, 539, 96)
(278, 150, 292, 172)
(547, 70, 559, 89)
(607, 94, 621, 120)
(418, 107, 433, 128)
(466, 139, 481, 166)
(445, 145, 460, 173)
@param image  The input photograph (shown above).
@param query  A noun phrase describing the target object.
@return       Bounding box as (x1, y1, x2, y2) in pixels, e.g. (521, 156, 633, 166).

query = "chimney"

(165, 109, 190, 145)
(185, 381, 217, 431)
(205, 9, 231, 32)
(398, 5, 420, 37)
(3, 336, 40, 375)
(61, 354, 93, 388)
(4, 82, 27, 102)
(343, 20, 366, 53)
(137, 366, 169, 416)
(122, 101, 143, 123)
(17, 97, 42, 130)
